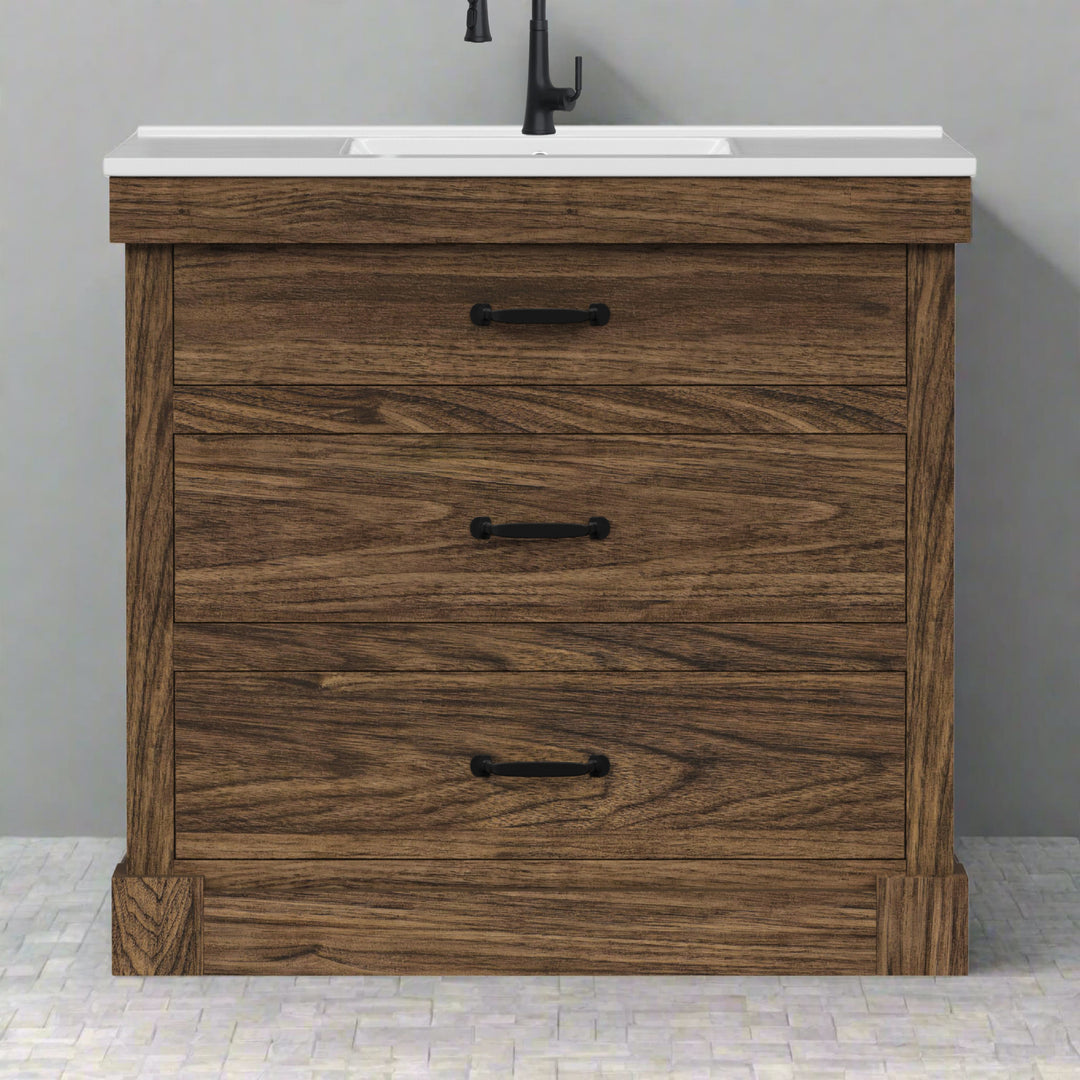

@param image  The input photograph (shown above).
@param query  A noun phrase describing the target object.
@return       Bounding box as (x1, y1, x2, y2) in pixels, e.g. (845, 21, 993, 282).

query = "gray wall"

(2, 0, 1078, 837)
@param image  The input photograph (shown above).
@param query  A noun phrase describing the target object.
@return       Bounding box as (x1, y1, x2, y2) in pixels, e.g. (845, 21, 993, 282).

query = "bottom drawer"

(175, 672, 905, 860)
(176, 858, 899, 976)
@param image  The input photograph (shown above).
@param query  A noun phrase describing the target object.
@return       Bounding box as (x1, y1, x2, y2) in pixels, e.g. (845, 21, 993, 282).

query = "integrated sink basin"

(103, 126, 976, 177)
(347, 134, 732, 158)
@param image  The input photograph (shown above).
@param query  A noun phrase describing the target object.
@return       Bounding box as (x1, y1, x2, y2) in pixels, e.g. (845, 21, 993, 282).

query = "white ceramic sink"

(348, 134, 732, 158)
(103, 126, 976, 177)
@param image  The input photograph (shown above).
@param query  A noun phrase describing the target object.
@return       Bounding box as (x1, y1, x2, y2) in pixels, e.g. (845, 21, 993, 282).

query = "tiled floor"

(0, 838, 1077, 1079)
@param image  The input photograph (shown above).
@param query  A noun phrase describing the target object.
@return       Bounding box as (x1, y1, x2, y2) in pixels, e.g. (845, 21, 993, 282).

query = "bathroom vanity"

(106, 126, 974, 976)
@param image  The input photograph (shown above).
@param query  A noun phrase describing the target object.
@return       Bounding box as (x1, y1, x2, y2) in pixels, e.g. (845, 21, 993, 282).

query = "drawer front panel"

(174, 672, 906, 860)
(173, 244, 906, 385)
(174, 434, 905, 623)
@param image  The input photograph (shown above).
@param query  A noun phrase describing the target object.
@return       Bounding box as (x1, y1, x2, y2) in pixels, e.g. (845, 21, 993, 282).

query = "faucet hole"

(533, 151, 549, 156)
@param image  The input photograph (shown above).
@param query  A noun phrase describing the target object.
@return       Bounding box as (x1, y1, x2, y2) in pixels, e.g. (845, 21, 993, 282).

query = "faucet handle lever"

(566, 55, 583, 103)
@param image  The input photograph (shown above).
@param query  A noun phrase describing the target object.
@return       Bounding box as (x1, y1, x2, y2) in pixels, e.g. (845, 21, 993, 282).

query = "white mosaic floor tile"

(0, 837, 1077, 1078)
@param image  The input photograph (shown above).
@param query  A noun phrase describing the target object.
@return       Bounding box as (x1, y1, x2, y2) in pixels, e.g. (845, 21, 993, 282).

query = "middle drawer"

(174, 434, 905, 623)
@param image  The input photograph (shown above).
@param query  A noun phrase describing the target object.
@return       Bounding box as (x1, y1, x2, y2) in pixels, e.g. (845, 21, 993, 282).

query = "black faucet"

(465, 0, 582, 136)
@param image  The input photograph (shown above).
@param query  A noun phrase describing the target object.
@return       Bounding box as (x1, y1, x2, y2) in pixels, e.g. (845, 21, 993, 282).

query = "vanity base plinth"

(157, 858, 915, 976)
(108, 853, 970, 979)
(111, 863, 204, 976)
(876, 860, 969, 975)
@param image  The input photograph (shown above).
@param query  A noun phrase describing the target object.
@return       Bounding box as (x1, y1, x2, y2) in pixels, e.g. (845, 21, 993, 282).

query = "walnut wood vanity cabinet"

(110, 177, 970, 976)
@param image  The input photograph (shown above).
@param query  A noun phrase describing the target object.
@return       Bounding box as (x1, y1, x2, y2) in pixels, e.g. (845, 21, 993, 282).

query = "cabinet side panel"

(906, 245, 955, 876)
(126, 245, 174, 875)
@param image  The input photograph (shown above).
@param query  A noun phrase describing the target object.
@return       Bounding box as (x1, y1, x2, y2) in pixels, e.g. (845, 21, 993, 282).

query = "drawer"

(174, 434, 906, 623)
(172, 244, 907, 385)
(174, 672, 906, 861)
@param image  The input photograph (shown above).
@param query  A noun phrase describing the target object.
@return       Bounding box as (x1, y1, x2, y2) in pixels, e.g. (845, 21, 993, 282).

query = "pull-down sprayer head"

(465, 0, 492, 43)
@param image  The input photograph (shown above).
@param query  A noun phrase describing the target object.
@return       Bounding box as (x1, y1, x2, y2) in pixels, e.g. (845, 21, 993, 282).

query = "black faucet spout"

(523, 16, 581, 136)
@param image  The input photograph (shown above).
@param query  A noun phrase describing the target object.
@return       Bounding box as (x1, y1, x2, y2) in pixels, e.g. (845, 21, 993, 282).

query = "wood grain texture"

(111, 176, 972, 245)
(876, 860, 968, 975)
(112, 866, 203, 976)
(172, 245, 906, 386)
(173, 621, 907, 672)
(174, 435, 906, 623)
(182, 858, 894, 975)
(125, 245, 174, 875)
(174, 672, 906, 860)
(175, 384, 907, 435)
(906, 245, 955, 876)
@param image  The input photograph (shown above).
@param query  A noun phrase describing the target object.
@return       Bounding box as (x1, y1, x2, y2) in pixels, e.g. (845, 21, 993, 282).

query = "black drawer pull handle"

(470, 302, 610, 327)
(470, 516, 610, 540)
(471, 754, 610, 779)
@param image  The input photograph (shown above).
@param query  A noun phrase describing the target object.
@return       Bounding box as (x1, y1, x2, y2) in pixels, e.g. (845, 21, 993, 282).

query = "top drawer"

(173, 244, 906, 385)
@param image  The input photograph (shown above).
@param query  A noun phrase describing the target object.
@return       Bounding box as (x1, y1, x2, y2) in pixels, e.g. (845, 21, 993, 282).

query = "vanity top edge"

(104, 125, 976, 178)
